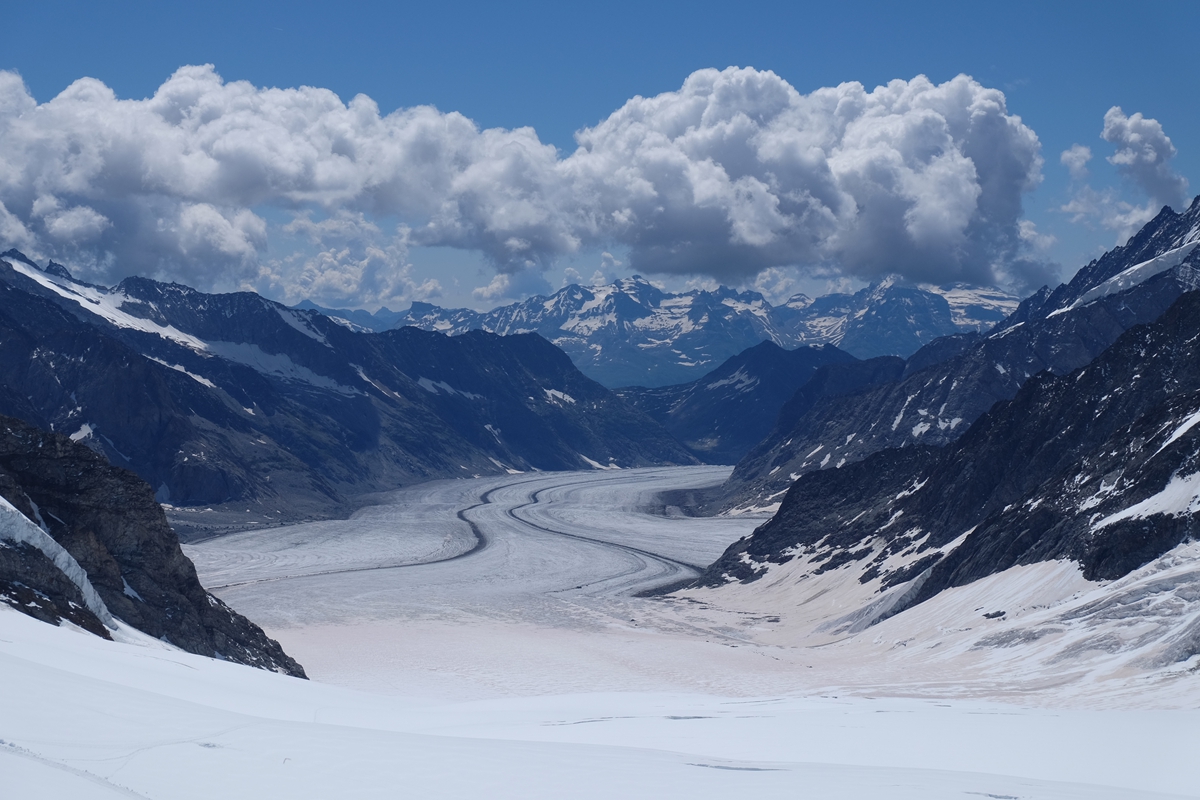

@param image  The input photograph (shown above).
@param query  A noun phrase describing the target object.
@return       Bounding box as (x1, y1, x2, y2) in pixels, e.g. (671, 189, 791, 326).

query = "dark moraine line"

(207, 469, 705, 591)
(206, 483, 507, 590)
(505, 482, 707, 573)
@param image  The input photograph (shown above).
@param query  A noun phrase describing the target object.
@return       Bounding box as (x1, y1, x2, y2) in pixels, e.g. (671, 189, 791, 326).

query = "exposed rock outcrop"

(0, 414, 306, 677)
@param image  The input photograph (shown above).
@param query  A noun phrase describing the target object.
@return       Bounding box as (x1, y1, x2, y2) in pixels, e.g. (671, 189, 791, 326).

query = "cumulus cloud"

(256, 211, 440, 308)
(565, 70, 1045, 289)
(1061, 108, 1189, 244)
(0, 64, 1049, 302)
(1060, 144, 1092, 181)
(471, 266, 551, 305)
(748, 267, 804, 302)
(1102, 107, 1189, 209)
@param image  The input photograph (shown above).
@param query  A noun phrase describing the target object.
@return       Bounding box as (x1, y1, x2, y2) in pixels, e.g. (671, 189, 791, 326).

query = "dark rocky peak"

(2, 249, 76, 282)
(1047, 195, 1200, 311)
(0, 249, 40, 269)
(44, 261, 73, 280)
(0, 413, 305, 676)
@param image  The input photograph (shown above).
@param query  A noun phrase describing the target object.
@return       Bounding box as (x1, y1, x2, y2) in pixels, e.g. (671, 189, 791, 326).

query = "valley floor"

(3, 467, 1199, 798)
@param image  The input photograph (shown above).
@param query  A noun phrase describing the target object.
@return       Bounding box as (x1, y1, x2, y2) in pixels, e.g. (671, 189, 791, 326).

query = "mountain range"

(0, 250, 694, 531)
(311, 277, 1018, 388)
(5, 195, 1200, 685)
(710, 198, 1200, 515)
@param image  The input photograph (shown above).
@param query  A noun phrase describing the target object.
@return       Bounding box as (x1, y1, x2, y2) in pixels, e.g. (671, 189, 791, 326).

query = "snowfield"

(5, 467, 1200, 798)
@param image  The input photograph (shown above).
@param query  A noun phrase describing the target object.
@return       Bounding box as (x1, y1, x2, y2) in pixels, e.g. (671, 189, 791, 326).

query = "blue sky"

(3, 0, 1197, 310)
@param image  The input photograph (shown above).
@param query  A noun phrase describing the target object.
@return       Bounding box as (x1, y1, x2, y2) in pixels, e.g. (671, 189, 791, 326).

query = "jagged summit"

(385, 275, 1019, 387)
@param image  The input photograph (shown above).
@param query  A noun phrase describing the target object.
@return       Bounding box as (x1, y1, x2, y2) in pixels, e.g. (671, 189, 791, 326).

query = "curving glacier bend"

(184, 467, 1200, 709)
(5, 467, 1200, 799)
(187, 467, 750, 636)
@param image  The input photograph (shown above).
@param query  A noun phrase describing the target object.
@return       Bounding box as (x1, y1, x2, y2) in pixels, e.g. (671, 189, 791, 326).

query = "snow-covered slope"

(5, 606, 1197, 800)
(388, 276, 1017, 388)
(7, 462, 1200, 798)
(694, 286, 1200, 668)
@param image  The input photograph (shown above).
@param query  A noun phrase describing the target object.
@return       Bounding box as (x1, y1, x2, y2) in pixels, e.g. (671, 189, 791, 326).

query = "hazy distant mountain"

(617, 342, 857, 464)
(384, 277, 1019, 388)
(291, 299, 408, 332)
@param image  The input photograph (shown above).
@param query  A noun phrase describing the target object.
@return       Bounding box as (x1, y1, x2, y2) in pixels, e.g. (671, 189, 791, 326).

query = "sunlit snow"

(6, 468, 1200, 798)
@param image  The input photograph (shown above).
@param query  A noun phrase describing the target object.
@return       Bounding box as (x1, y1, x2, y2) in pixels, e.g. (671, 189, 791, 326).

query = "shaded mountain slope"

(695, 289, 1200, 655)
(617, 342, 856, 464)
(715, 198, 1200, 513)
(0, 255, 694, 522)
(0, 413, 304, 675)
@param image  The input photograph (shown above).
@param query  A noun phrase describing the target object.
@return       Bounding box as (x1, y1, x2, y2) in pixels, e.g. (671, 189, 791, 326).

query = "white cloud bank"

(0, 64, 1055, 304)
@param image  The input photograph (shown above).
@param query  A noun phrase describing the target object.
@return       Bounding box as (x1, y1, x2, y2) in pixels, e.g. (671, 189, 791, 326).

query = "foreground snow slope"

(4, 607, 1199, 800)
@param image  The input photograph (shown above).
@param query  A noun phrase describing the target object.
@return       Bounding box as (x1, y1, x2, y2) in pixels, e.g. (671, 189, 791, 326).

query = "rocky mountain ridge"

(692, 287, 1200, 669)
(715, 198, 1200, 514)
(0, 253, 694, 526)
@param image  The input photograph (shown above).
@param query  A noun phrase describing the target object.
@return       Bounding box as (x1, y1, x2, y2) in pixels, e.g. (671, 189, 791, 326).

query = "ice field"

(4, 467, 1200, 798)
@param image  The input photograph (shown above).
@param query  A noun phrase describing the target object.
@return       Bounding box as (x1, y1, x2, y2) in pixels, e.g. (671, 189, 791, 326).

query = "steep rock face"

(617, 343, 857, 464)
(389, 276, 1017, 388)
(0, 258, 695, 520)
(0, 534, 111, 639)
(717, 197, 1200, 513)
(0, 414, 305, 676)
(696, 290, 1200, 648)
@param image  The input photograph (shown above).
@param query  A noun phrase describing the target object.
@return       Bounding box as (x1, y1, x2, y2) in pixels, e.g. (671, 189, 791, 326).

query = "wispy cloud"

(1061, 107, 1190, 244)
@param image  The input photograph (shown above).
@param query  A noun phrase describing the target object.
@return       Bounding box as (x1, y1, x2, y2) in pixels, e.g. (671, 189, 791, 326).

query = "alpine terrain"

(616, 341, 857, 463)
(686, 285, 1200, 676)
(385, 276, 1018, 387)
(715, 198, 1200, 514)
(0, 250, 695, 528)
(0, 412, 304, 675)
